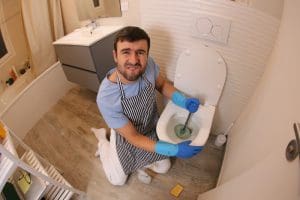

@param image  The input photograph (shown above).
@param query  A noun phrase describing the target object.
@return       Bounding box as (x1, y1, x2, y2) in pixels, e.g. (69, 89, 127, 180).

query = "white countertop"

(53, 25, 124, 46)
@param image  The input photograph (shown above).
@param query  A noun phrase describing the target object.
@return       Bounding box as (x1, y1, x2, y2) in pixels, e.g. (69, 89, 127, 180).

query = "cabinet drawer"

(55, 45, 96, 72)
(62, 65, 99, 92)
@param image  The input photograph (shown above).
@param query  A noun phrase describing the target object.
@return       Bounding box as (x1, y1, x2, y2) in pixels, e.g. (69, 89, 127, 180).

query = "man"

(96, 26, 202, 185)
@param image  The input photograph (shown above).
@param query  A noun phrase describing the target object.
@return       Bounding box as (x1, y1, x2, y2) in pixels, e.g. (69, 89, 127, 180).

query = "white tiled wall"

(140, 0, 281, 134)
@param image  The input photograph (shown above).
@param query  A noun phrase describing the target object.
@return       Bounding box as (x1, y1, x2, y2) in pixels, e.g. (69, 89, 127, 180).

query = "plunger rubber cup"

(174, 124, 192, 139)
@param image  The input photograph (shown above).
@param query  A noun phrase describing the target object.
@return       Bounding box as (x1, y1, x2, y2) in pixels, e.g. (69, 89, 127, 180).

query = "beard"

(117, 62, 146, 82)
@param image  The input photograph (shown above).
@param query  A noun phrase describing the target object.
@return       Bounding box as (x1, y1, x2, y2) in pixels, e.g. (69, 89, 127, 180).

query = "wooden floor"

(23, 86, 225, 200)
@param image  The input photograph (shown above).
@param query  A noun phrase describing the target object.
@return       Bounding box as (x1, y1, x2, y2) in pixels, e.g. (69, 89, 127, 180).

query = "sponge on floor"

(170, 184, 184, 197)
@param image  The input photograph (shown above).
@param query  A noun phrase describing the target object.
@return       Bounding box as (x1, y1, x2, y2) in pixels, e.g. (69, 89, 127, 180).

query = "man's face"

(113, 39, 148, 83)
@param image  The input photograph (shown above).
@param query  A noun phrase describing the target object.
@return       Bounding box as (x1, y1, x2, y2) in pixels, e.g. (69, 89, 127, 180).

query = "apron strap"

(116, 70, 149, 99)
(116, 71, 126, 99)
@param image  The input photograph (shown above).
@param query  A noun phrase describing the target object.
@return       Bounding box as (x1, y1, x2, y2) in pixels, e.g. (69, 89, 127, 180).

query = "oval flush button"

(218, 58, 224, 64)
(176, 73, 182, 79)
(185, 49, 191, 56)
(196, 17, 213, 37)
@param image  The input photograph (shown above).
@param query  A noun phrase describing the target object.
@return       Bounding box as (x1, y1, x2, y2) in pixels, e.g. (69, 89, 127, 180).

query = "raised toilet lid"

(174, 44, 227, 106)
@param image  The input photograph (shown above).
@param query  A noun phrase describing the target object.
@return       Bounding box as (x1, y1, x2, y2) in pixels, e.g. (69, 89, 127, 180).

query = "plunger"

(181, 112, 192, 133)
(174, 112, 192, 139)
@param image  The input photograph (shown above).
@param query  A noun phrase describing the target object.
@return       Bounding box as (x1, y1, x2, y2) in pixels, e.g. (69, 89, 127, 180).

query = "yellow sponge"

(170, 184, 184, 197)
(0, 121, 7, 140)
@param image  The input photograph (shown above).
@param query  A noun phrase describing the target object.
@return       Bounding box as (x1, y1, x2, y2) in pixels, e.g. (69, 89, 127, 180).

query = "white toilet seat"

(174, 45, 226, 106)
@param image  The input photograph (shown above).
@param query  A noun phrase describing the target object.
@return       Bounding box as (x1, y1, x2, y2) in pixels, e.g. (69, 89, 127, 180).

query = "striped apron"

(116, 73, 167, 175)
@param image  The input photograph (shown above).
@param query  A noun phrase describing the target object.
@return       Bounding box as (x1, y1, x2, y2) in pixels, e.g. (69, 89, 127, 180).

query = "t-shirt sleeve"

(147, 56, 160, 81)
(96, 83, 129, 129)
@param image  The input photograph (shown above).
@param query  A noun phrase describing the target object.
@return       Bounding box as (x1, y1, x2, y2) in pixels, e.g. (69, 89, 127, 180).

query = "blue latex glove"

(155, 140, 203, 158)
(171, 91, 200, 113)
(176, 140, 202, 158)
(185, 98, 200, 113)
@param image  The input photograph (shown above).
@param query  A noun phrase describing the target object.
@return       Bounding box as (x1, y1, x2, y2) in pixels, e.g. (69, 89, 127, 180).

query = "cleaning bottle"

(214, 122, 234, 147)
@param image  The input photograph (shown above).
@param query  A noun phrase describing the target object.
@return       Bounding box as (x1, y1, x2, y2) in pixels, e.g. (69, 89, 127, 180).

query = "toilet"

(156, 44, 227, 146)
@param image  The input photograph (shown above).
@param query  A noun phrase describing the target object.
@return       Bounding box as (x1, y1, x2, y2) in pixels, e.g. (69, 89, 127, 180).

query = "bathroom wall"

(60, 0, 140, 34)
(59, 0, 80, 33)
(0, 0, 31, 94)
(218, 0, 297, 184)
(250, 0, 284, 19)
(234, 0, 283, 19)
(98, 0, 140, 26)
(139, 0, 282, 134)
(60, 0, 283, 135)
(198, 0, 300, 199)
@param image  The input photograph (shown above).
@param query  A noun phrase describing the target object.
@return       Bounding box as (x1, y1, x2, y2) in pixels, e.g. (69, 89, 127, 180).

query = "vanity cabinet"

(53, 26, 122, 92)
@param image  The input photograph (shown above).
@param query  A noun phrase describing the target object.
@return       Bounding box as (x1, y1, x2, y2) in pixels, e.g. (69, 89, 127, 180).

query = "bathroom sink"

(53, 25, 124, 46)
(80, 27, 107, 37)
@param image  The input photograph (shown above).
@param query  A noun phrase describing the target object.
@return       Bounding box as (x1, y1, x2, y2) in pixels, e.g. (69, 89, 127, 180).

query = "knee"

(158, 159, 171, 174)
(150, 159, 171, 174)
(107, 174, 127, 186)
(109, 178, 127, 186)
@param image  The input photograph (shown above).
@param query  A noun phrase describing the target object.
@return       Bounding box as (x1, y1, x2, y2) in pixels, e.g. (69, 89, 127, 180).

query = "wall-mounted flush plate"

(191, 14, 231, 45)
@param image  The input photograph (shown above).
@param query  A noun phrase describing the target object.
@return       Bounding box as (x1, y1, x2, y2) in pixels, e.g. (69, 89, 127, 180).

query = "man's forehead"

(117, 39, 148, 49)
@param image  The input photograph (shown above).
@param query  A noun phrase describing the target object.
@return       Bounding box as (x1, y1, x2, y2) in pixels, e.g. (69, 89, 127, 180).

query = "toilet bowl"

(156, 44, 226, 146)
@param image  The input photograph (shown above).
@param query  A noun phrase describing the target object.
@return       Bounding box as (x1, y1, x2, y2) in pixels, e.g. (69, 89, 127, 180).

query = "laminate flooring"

(23, 86, 225, 200)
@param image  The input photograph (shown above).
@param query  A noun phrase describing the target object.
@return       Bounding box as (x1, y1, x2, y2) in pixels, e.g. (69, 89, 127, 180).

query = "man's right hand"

(176, 140, 202, 158)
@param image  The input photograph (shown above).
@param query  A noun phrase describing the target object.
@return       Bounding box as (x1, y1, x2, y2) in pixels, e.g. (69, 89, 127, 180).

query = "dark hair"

(113, 26, 150, 52)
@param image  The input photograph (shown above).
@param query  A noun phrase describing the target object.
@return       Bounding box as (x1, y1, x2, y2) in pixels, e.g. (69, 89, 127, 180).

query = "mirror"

(74, 0, 121, 21)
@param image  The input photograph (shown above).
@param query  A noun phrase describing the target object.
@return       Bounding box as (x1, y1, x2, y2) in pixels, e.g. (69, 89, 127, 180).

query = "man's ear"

(113, 50, 118, 63)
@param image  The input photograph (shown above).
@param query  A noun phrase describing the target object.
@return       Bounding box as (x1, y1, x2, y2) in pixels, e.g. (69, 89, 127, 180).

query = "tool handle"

(182, 112, 192, 131)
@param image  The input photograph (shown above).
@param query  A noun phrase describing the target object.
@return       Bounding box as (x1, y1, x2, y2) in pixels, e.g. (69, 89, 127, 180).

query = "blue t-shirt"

(97, 57, 160, 129)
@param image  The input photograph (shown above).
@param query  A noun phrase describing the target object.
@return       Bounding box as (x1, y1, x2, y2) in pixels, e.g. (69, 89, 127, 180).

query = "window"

(93, 0, 100, 7)
(0, 30, 8, 59)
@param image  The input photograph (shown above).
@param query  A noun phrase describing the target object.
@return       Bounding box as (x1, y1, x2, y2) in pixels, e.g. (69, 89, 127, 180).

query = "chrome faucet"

(86, 19, 98, 35)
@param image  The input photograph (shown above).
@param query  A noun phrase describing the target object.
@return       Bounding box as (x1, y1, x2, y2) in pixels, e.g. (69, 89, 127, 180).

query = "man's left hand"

(185, 98, 200, 113)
